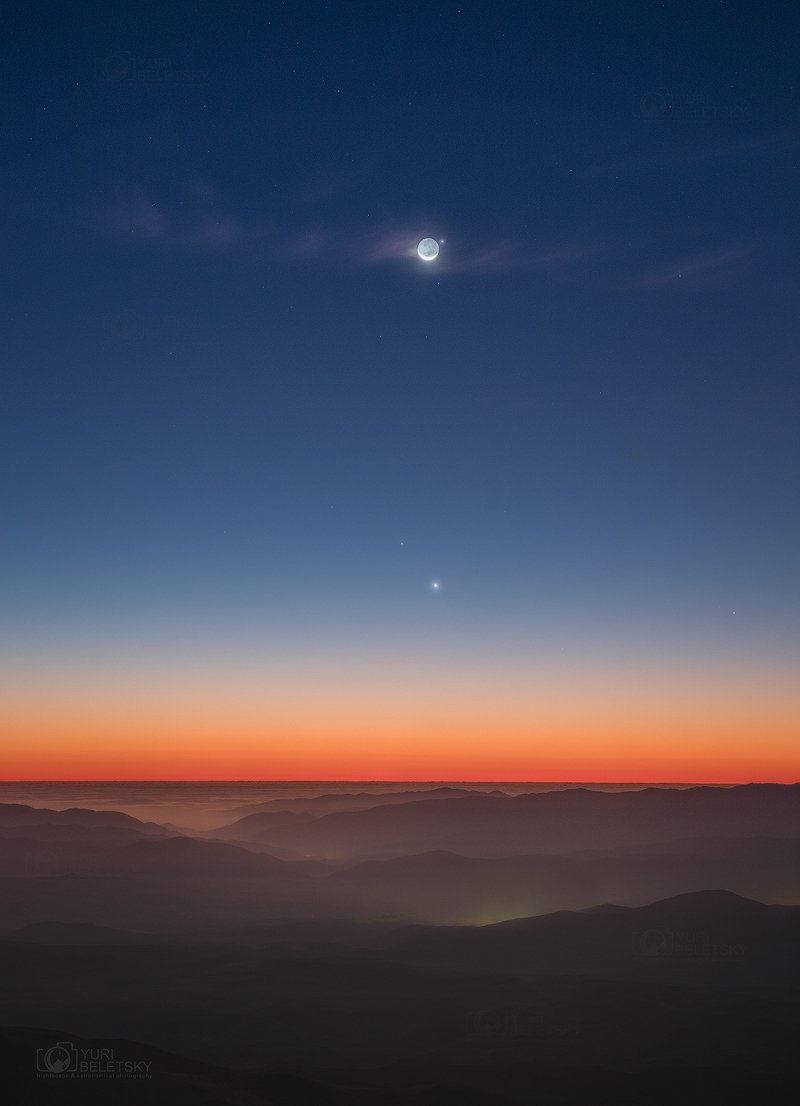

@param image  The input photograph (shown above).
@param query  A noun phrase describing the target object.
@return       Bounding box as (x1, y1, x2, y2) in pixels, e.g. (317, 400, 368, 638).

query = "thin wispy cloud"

(102, 185, 271, 250)
(95, 188, 761, 296)
(277, 226, 420, 264)
(362, 230, 421, 264)
(633, 242, 755, 289)
(448, 240, 600, 275)
(104, 187, 168, 238)
(178, 215, 270, 249)
(279, 227, 599, 275)
(98, 184, 600, 279)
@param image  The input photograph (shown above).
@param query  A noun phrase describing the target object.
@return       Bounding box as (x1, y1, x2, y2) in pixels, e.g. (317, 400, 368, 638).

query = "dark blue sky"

(1, 2, 798, 779)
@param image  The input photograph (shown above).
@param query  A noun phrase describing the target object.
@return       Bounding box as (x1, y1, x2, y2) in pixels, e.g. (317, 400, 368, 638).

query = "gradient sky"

(1, 1, 798, 780)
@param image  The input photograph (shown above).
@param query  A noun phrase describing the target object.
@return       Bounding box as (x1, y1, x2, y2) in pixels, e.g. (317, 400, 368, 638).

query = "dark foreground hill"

(5, 921, 165, 945)
(3, 1026, 798, 1105)
(0, 893, 797, 1076)
(387, 889, 800, 985)
(1, 1025, 357, 1105)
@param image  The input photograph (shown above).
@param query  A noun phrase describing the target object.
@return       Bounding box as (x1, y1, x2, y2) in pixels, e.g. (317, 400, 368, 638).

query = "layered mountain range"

(2, 784, 798, 1103)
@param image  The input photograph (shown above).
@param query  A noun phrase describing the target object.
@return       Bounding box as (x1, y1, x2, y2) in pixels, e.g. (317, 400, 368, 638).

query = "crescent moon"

(417, 238, 440, 261)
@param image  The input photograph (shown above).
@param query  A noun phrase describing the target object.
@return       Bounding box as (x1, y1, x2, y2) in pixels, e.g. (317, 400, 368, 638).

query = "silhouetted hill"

(0, 804, 168, 834)
(103, 835, 292, 876)
(388, 889, 800, 985)
(0, 946, 796, 1073)
(223, 787, 490, 820)
(1, 792, 797, 1092)
(209, 809, 316, 840)
(0, 823, 171, 845)
(219, 784, 800, 859)
(330, 838, 800, 922)
(1, 831, 798, 928)
(2, 921, 161, 945)
(314, 1061, 799, 1104)
(4, 1026, 797, 1104)
(0, 822, 179, 879)
(0, 790, 798, 939)
(0, 891, 797, 1077)
(0, 805, 179, 879)
(0, 1025, 364, 1104)
(0, 823, 309, 880)
(583, 834, 800, 859)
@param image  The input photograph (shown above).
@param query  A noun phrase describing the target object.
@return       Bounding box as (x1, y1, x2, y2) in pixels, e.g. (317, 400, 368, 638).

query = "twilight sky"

(1, 1, 798, 780)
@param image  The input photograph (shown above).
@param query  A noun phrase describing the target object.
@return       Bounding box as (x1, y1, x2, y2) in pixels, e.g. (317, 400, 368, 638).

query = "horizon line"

(1, 779, 789, 787)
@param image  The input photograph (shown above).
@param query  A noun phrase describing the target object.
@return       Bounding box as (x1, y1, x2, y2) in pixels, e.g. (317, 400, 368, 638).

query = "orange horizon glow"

(2, 711, 797, 783)
(2, 647, 797, 785)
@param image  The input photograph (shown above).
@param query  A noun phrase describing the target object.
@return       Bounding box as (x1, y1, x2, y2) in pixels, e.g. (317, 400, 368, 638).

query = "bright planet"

(417, 238, 440, 261)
